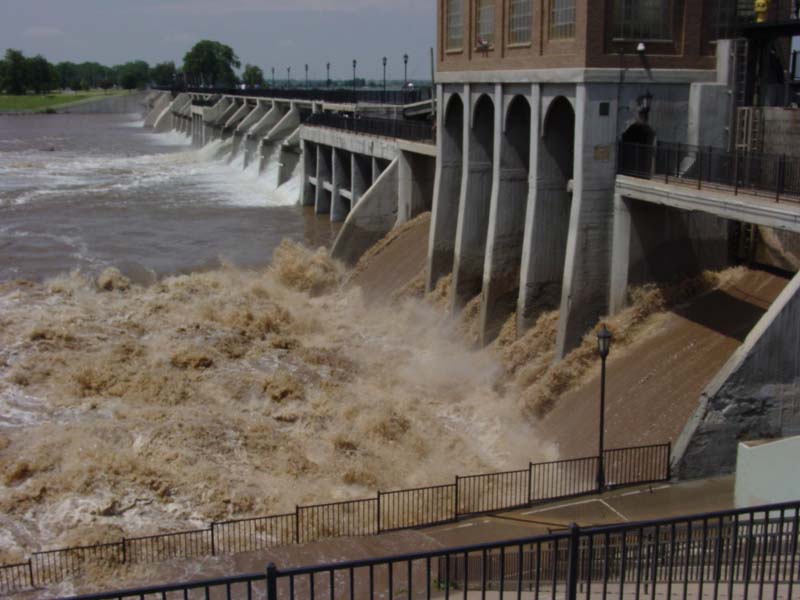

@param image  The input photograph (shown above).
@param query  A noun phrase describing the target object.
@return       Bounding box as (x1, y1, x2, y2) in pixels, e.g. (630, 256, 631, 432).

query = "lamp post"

(352, 59, 357, 100)
(382, 56, 387, 100)
(596, 325, 612, 491)
(326, 62, 331, 88)
(404, 53, 409, 87)
(271, 67, 275, 87)
(305, 64, 309, 88)
(287, 66, 291, 88)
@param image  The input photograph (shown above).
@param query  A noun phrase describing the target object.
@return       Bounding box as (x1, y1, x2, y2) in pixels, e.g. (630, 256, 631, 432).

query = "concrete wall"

(674, 269, 800, 479)
(331, 158, 399, 265)
(734, 436, 800, 508)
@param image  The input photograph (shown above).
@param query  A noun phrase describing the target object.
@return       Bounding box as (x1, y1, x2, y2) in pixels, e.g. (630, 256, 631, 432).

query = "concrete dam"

(144, 39, 800, 482)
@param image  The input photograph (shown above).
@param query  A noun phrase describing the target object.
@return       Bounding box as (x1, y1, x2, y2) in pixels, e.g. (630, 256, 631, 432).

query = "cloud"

(23, 26, 65, 38)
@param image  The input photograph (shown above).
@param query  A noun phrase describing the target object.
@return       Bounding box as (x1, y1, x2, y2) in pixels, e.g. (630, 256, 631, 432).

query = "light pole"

(382, 57, 387, 100)
(403, 53, 409, 87)
(596, 325, 612, 491)
(326, 62, 331, 88)
(305, 64, 309, 88)
(271, 67, 275, 87)
(287, 66, 291, 88)
(352, 59, 357, 100)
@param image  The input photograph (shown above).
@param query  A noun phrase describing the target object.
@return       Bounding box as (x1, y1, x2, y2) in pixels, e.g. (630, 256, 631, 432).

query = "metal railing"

(618, 141, 800, 203)
(304, 112, 435, 144)
(0, 444, 669, 595)
(153, 85, 434, 106)
(62, 499, 800, 600)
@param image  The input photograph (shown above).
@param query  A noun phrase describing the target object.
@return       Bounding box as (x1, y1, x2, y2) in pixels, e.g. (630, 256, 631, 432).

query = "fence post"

(454, 476, 460, 520)
(210, 524, 216, 556)
(377, 491, 382, 534)
(528, 462, 534, 505)
(267, 562, 278, 600)
(566, 523, 581, 600)
(777, 155, 785, 203)
(734, 149, 740, 195)
(295, 505, 301, 544)
(121, 537, 127, 564)
(697, 148, 703, 190)
(28, 558, 34, 589)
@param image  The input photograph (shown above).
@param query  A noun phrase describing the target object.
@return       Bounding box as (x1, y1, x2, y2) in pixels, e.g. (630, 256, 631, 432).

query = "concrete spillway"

(539, 269, 789, 460)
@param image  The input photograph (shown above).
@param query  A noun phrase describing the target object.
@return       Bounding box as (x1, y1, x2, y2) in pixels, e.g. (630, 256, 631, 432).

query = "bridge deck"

(615, 175, 800, 233)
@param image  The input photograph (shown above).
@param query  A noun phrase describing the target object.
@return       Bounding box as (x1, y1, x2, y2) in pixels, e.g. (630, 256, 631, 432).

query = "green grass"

(0, 90, 131, 112)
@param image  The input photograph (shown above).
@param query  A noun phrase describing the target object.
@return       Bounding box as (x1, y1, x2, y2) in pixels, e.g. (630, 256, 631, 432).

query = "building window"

(707, 0, 748, 41)
(613, 0, 673, 41)
(549, 0, 576, 40)
(476, 0, 495, 47)
(509, 0, 533, 45)
(446, 0, 464, 50)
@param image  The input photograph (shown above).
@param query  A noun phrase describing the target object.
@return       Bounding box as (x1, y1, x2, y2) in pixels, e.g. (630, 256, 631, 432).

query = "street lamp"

(382, 56, 387, 99)
(326, 62, 331, 88)
(287, 66, 291, 88)
(403, 53, 409, 87)
(271, 67, 275, 87)
(352, 59, 357, 100)
(305, 64, 309, 88)
(596, 324, 612, 491)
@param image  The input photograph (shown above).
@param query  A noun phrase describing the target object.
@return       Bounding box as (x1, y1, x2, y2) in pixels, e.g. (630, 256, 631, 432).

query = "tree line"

(0, 41, 265, 95)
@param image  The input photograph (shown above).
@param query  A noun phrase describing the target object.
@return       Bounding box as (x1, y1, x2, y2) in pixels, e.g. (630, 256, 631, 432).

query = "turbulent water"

(0, 113, 332, 282)
(0, 112, 555, 567)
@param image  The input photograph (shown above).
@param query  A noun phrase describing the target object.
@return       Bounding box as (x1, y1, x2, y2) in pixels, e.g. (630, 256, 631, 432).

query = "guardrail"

(304, 112, 435, 144)
(0, 443, 669, 595)
(153, 85, 434, 106)
(618, 141, 800, 204)
(61, 499, 800, 600)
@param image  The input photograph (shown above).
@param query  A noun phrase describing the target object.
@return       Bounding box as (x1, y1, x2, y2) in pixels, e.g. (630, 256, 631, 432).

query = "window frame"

(445, 0, 465, 52)
(508, 0, 533, 47)
(475, 0, 496, 48)
(611, 0, 675, 43)
(549, 0, 577, 41)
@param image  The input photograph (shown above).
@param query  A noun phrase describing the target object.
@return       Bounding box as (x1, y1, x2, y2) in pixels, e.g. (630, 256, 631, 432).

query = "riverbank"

(0, 90, 134, 114)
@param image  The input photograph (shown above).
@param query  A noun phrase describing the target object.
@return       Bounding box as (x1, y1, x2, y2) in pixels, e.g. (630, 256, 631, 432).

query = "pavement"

(31, 477, 737, 599)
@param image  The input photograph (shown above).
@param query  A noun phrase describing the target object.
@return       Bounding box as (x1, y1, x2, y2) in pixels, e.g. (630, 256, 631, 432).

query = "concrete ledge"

(301, 126, 399, 161)
(616, 175, 800, 233)
(437, 68, 716, 85)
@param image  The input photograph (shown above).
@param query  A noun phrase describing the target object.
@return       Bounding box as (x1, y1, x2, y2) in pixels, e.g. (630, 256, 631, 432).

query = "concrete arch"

(517, 93, 576, 332)
(621, 122, 656, 145)
(426, 92, 466, 291)
(480, 92, 532, 344)
(541, 94, 576, 128)
(452, 92, 496, 310)
(503, 94, 531, 133)
(471, 93, 495, 130)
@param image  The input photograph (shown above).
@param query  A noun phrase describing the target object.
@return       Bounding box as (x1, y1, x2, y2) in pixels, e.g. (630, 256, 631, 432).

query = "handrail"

(0, 443, 669, 594)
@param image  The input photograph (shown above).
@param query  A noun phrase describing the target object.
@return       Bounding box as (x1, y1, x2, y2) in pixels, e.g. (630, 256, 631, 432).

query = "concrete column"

(427, 86, 464, 292)
(301, 140, 317, 207)
(452, 86, 495, 312)
(331, 148, 350, 222)
(556, 83, 619, 358)
(609, 194, 632, 315)
(479, 87, 533, 345)
(352, 153, 372, 208)
(315, 145, 332, 215)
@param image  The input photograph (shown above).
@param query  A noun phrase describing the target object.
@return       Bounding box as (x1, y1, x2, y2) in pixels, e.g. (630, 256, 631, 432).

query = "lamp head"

(636, 42, 646, 54)
(597, 324, 612, 359)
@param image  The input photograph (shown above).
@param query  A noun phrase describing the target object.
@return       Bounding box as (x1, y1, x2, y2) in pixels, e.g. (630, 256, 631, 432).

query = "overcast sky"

(1, 0, 436, 80)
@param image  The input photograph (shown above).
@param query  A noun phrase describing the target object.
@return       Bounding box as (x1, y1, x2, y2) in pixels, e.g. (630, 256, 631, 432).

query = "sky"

(0, 0, 436, 81)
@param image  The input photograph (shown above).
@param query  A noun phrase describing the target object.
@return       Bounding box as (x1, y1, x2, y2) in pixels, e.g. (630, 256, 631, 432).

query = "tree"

(150, 61, 176, 87)
(115, 60, 150, 89)
(2, 49, 28, 94)
(241, 64, 265, 88)
(26, 55, 58, 94)
(55, 61, 79, 89)
(182, 40, 240, 87)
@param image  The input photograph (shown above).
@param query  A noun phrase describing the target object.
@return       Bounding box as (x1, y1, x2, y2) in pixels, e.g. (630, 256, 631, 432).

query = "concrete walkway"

(32, 478, 736, 599)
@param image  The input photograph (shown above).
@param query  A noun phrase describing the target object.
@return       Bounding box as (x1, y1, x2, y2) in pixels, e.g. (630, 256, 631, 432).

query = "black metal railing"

(61, 499, 800, 600)
(618, 141, 800, 203)
(303, 112, 435, 144)
(153, 85, 434, 106)
(0, 444, 669, 595)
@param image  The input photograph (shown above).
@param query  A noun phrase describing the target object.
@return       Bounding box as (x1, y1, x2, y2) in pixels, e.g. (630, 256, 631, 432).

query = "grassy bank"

(0, 90, 131, 112)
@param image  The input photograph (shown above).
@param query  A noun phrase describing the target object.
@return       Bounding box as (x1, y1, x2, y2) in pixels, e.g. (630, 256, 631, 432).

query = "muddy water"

(0, 114, 553, 567)
(0, 113, 338, 282)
